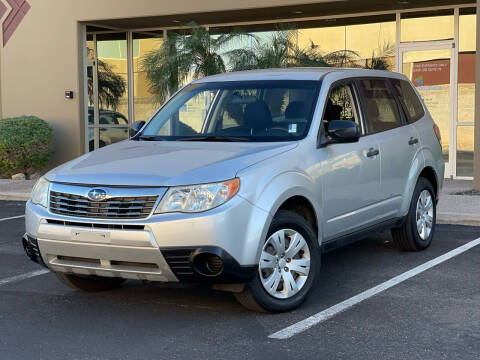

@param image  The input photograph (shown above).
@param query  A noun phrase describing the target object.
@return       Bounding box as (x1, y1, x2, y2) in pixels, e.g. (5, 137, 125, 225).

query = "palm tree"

(87, 48, 126, 110)
(227, 29, 360, 71)
(140, 23, 250, 105)
(363, 42, 395, 70)
(138, 32, 182, 106)
(227, 31, 295, 70)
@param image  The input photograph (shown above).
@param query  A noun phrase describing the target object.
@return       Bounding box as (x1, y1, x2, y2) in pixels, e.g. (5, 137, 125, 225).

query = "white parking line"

(269, 237, 480, 340)
(0, 269, 49, 287)
(0, 215, 25, 222)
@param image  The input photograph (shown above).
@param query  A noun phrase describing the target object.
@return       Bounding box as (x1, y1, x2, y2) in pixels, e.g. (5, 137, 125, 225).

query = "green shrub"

(0, 116, 54, 178)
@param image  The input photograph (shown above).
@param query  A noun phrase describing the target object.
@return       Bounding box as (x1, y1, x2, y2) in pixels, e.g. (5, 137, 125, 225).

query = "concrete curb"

(0, 192, 30, 201)
(437, 213, 480, 227)
(0, 179, 35, 201)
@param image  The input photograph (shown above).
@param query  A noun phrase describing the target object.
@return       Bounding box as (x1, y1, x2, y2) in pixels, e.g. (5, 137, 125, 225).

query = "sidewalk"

(0, 178, 478, 226)
(437, 179, 480, 226)
(0, 179, 36, 201)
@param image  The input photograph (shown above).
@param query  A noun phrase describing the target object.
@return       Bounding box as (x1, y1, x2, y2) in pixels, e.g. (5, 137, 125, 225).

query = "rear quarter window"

(390, 79, 425, 123)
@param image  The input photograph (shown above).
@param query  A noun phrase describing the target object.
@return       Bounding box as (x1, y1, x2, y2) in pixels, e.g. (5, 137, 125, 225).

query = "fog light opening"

(193, 253, 224, 276)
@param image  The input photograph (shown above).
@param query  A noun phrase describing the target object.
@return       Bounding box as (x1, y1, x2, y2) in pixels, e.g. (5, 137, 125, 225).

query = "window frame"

(354, 77, 407, 136)
(388, 78, 425, 124)
(318, 78, 366, 141)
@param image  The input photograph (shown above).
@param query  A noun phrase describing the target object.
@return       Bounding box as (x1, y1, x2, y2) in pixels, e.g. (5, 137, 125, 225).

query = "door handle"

(408, 137, 419, 146)
(366, 148, 379, 158)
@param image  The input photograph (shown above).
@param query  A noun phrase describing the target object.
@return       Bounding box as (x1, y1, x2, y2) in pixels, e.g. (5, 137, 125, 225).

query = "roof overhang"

(85, 0, 475, 32)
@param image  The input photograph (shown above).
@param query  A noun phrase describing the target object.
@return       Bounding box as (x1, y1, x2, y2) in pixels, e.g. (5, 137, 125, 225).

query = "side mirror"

(129, 121, 145, 137)
(326, 120, 359, 144)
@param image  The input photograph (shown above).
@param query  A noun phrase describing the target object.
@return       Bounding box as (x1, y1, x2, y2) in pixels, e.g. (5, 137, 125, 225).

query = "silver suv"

(24, 68, 444, 312)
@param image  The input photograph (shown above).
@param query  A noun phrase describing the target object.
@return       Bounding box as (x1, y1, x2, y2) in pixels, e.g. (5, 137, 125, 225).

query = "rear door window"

(357, 78, 403, 134)
(390, 79, 425, 123)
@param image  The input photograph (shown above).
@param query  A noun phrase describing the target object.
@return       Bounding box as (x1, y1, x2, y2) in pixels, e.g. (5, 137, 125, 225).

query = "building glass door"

(399, 41, 455, 178)
(86, 32, 130, 152)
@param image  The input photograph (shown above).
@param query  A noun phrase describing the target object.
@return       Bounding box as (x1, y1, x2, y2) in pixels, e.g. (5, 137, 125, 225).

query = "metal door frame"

(86, 33, 100, 151)
(85, 32, 131, 152)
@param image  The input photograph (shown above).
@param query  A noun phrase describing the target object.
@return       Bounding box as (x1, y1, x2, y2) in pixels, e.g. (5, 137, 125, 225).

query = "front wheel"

(234, 210, 320, 312)
(55, 272, 125, 292)
(391, 177, 436, 251)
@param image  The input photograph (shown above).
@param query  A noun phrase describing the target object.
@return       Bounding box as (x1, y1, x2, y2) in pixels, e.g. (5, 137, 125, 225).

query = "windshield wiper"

(177, 136, 249, 142)
(138, 135, 165, 141)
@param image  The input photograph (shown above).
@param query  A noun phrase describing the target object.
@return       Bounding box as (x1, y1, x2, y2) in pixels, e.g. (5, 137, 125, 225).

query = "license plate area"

(71, 229, 111, 244)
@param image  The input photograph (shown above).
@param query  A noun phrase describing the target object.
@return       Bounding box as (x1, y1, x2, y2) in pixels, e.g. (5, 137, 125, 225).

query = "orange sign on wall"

(411, 59, 450, 86)
(411, 53, 475, 87)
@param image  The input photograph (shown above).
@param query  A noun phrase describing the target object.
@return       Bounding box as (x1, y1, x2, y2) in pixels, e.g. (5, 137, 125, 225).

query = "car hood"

(46, 140, 297, 186)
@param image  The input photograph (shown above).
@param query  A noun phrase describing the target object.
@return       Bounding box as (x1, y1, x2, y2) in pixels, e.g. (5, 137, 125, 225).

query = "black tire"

(391, 177, 436, 251)
(234, 210, 321, 313)
(55, 272, 125, 292)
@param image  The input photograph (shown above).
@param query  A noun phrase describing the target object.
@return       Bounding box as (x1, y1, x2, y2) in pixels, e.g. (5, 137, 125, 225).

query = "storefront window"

(401, 13, 454, 42)
(84, 10, 477, 176)
(297, 26, 346, 56)
(90, 32, 129, 150)
(297, 21, 395, 70)
(133, 33, 164, 123)
(86, 34, 94, 61)
(96, 33, 129, 122)
(457, 126, 474, 177)
(345, 22, 396, 69)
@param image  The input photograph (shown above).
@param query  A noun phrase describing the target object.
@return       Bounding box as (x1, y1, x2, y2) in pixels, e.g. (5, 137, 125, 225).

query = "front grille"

(46, 219, 145, 230)
(49, 191, 158, 219)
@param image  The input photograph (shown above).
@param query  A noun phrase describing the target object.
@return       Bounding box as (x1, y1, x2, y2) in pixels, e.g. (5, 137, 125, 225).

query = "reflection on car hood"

(45, 140, 297, 186)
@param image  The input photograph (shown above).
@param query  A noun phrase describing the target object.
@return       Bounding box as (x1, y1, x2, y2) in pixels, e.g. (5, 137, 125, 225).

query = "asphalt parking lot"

(1, 200, 479, 360)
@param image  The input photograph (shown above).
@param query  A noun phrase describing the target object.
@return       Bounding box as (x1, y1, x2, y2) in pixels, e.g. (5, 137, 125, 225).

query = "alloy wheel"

(416, 190, 434, 240)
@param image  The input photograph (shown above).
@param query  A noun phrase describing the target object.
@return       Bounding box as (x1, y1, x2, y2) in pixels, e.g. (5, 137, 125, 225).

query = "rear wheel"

(55, 272, 125, 292)
(234, 210, 320, 312)
(391, 177, 436, 251)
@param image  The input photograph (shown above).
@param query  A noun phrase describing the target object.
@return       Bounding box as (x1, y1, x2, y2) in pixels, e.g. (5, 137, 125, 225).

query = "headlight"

(30, 177, 50, 208)
(155, 178, 240, 214)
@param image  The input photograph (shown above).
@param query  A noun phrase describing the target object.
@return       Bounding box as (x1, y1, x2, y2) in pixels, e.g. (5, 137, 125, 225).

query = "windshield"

(140, 80, 320, 142)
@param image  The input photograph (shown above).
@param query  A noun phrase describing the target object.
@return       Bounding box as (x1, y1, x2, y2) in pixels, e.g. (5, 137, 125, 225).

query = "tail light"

(433, 124, 442, 148)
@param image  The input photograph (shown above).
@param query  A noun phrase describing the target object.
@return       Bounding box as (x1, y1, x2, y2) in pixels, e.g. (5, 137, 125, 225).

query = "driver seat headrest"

(244, 101, 273, 131)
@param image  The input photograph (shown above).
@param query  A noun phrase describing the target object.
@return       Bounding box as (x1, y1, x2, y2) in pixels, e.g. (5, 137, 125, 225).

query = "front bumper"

(24, 195, 269, 283)
(22, 234, 47, 268)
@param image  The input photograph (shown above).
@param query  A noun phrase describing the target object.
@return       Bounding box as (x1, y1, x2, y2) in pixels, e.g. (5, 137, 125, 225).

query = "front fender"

(238, 167, 322, 263)
(255, 172, 321, 227)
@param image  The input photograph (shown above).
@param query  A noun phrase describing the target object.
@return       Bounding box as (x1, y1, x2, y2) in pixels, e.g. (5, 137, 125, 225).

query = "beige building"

(0, 0, 479, 187)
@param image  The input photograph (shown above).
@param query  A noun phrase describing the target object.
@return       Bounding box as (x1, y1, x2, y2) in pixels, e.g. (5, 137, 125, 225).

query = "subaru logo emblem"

(87, 188, 107, 202)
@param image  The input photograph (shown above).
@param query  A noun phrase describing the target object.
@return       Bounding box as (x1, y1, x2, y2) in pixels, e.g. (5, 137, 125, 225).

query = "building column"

(474, 0, 480, 190)
(0, 35, 2, 119)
